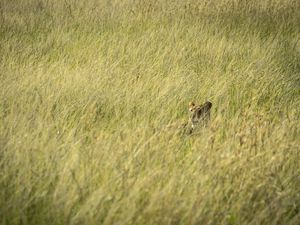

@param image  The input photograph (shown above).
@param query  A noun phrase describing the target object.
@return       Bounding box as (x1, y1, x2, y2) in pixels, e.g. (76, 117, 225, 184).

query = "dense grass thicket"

(1, 0, 300, 224)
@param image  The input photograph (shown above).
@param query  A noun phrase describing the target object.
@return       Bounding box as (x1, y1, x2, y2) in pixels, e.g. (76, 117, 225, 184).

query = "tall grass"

(0, 0, 299, 224)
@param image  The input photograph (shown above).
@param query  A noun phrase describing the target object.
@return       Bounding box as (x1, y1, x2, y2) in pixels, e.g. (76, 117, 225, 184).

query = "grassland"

(0, 0, 300, 224)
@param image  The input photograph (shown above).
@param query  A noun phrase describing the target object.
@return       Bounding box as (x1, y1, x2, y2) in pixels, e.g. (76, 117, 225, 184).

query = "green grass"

(0, 0, 300, 224)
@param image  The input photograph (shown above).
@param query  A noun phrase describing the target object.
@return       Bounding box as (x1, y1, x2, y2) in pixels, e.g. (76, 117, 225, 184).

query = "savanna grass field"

(1, 0, 300, 224)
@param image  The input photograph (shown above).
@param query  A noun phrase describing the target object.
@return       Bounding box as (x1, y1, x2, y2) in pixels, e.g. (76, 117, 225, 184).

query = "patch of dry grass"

(0, 0, 299, 224)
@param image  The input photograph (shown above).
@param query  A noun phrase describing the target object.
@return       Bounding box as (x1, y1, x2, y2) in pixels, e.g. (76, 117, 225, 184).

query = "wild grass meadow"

(0, 0, 300, 224)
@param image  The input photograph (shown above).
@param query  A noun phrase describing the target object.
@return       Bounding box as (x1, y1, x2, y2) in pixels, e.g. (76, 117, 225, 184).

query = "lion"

(188, 101, 212, 130)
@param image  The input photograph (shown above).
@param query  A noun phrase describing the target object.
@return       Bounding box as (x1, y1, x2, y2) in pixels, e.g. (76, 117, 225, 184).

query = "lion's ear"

(188, 102, 195, 112)
(206, 101, 212, 109)
(189, 102, 195, 107)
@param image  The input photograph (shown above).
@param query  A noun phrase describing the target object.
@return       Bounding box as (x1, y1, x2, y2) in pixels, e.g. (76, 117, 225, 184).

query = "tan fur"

(188, 101, 212, 130)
